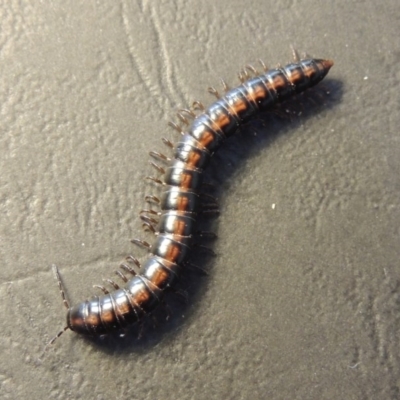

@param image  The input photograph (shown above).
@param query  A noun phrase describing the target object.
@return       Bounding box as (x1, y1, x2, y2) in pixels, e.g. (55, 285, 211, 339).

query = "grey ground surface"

(1, 1, 400, 399)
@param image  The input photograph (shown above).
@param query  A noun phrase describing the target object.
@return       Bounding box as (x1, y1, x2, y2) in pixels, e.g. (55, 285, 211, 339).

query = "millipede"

(49, 50, 333, 345)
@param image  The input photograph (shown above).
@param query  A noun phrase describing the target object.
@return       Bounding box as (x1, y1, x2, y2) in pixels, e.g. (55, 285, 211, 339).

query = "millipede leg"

(196, 230, 217, 240)
(245, 64, 258, 76)
(176, 111, 190, 125)
(119, 265, 134, 276)
(162, 137, 174, 148)
(93, 284, 109, 295)
(126, 255, 141, 267)
(193, 244, 216, 256)
(258, 59, 268, 72)
(179, 108, 196, 119)
(220, 78, 229, 92)
(208, 86, 220, 99)
(120, 258, 139, 276)
(149, 150, 171, 163)
(149, 161, 166, 174)
(145, 195, 161, 204)
(142, 221, 156, 233)
(238, 69, 248, 83)
(146, 176, 164, 185)
(131, 238, 152, 250)
(192, 100, 205, 111)
(201, 202, 219, 211)
(291, 45, 300, 63)
(200, 208, 220, 216)
(140, 214, 158, 225)
(115, 270, 128, 282)
(184, 260, 209, 275)
(140, 209, 160, 217)
(104, 279, 120, 290)
(200, 192, 219, 204)
(168, 121, 185, 135)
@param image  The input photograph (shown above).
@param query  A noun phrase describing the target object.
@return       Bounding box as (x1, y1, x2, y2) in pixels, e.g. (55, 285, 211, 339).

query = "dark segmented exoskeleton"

(50, 55, 333, 343)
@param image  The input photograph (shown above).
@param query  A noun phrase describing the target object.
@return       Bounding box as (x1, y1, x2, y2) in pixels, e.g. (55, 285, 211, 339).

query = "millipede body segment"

(52, 57, 333, 341)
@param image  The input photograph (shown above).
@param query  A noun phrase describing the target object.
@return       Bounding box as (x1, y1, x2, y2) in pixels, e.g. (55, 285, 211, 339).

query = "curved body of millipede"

(50, 55, 333, 343)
